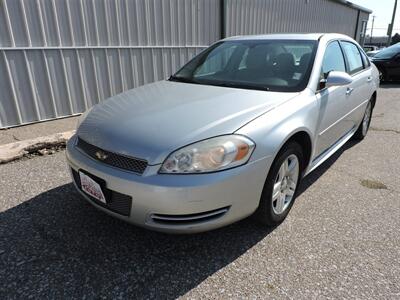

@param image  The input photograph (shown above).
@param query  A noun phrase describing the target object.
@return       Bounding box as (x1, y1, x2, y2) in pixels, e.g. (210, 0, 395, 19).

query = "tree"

(391, 33, 400, 45)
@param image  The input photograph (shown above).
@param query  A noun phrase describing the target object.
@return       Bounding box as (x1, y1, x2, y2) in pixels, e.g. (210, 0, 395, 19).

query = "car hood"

(78, 80, 298, 165)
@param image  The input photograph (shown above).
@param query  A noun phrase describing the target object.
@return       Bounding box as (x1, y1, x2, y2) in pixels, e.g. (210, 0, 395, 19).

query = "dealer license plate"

(79, 171, 106, 203)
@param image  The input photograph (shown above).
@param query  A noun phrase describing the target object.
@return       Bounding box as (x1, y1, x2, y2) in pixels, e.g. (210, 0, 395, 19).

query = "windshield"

(373, 43, 400, 59)
(170, 39, 318, 92)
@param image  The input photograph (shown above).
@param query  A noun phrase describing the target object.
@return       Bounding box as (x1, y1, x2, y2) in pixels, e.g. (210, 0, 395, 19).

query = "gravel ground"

(0, 85, 399, 299)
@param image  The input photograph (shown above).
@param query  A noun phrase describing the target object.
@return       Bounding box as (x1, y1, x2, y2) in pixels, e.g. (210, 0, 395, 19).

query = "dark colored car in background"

(371, 43, 400, 81)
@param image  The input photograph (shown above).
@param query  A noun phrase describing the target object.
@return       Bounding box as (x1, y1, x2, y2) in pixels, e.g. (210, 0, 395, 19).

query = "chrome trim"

(306, 126, 357, 175)
(151, 207, 230, 222)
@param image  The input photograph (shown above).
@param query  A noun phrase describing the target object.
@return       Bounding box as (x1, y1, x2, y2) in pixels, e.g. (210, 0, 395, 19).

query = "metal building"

(0, 0, 371, 128)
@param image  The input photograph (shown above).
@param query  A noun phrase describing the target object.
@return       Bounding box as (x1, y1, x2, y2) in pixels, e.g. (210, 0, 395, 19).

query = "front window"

(321, 41, 346, 78)
(170, 39, 318, 92)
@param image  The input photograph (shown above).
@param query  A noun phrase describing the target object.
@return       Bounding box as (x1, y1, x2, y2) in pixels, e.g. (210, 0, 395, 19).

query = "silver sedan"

(66, 33, 379, 233)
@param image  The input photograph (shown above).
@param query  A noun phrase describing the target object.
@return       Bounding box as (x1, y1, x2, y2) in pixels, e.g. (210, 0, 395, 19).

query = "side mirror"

(324, 71, 353, 88)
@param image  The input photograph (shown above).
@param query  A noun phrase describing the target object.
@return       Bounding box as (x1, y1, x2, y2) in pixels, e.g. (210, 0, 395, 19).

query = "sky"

(350, 0, 400, 36)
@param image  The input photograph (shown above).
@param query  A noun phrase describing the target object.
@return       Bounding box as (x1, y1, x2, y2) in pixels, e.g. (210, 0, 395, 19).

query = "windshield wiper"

(170, 76, 272, 91)
(169, 75, 196, 84)
(203, 81, 271, 91)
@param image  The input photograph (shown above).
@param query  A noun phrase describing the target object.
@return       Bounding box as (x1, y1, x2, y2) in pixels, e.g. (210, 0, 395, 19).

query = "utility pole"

(387, 0, 398, 46)
(370, 16, 376, 44)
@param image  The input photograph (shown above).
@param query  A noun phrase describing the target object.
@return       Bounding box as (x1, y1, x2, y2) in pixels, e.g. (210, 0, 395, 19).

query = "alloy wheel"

(272, 154, 299, 215)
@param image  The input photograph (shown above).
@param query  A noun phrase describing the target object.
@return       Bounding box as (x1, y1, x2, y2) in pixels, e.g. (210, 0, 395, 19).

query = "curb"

(0, 130, 75, 164)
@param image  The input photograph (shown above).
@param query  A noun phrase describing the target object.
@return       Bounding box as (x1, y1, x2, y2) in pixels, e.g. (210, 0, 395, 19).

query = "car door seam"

(318, 98, 369, 136)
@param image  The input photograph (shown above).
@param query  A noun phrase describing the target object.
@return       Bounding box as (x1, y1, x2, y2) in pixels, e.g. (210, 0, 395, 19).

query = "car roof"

(222, 33, 351, 42)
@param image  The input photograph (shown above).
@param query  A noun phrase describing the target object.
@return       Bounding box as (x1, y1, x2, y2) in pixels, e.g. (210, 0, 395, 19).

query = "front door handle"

(346, 87, 354, 95)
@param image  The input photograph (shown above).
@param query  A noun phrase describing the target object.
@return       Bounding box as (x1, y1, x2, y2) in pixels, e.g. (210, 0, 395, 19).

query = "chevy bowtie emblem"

(95, 150, 108, 161)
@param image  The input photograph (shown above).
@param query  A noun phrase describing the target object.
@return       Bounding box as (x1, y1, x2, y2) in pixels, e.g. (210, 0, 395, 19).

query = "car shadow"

(0, 140, 359, 298)
(0, 182, 274, 299)
(297, 139, 360, 197)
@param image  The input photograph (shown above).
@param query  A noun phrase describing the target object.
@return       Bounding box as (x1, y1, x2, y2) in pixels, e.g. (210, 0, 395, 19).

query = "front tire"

(353, 99, 373, 140)
(254, 142, 304, 227)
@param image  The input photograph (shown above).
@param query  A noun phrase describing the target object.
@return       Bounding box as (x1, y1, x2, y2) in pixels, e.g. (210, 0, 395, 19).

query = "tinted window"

(321, 41, 346, 78)
(341, 42, 364, 74)
(171, 40, 318, 92)
(374, 43, 400, 59)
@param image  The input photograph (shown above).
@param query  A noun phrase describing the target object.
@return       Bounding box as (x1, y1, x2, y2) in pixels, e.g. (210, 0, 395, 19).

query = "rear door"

(314, 41, 351, 157)
(340, 41, 372, 129)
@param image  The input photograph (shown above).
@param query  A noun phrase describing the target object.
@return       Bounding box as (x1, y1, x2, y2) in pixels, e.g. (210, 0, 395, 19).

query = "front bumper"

(66, 135, 272, 233)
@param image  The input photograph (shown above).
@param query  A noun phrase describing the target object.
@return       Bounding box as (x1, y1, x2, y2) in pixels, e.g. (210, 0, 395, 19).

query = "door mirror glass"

(324, 71, 353, 88)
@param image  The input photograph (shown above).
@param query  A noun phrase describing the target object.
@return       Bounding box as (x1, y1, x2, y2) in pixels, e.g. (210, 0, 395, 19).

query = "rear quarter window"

(359, 48, 371, 68)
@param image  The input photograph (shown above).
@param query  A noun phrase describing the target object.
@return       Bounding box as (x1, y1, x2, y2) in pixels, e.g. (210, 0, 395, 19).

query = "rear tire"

(254, 142, 304, 227)
(353, 99, 373, 140)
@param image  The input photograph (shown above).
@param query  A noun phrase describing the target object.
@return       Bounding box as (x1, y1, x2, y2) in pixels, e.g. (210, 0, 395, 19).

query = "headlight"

(76, 107, 93, 129)
(160, 135, 255, 174)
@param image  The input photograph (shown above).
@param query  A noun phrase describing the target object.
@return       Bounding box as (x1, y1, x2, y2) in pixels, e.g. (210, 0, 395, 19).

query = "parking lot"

(0, 84, 399, 299)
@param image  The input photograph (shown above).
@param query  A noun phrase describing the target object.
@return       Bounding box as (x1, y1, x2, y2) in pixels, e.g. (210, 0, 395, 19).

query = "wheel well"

(284, 131, 312, 171)
(371, 91, 377, 109)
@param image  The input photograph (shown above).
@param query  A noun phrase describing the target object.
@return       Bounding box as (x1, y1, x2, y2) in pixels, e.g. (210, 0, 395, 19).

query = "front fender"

(236, 90, 319, 168)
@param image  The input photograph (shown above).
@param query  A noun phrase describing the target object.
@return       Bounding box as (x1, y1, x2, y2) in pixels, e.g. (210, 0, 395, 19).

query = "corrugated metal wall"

(0, 0, 369, 128)
(0, 0, 220, 128)
(225, 0, 361, 39)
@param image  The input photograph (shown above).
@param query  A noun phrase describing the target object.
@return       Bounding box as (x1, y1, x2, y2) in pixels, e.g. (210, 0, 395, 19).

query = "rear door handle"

(346, 87, 354, 95)
(367, 76, 373, 82)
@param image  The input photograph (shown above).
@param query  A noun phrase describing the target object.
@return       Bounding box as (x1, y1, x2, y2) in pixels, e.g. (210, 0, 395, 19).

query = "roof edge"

(332, 0, 372, 14)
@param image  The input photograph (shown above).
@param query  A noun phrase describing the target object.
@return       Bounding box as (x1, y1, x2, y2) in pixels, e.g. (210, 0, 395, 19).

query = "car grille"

(71, 169, 132, 216)
(76, 137, 148, 174)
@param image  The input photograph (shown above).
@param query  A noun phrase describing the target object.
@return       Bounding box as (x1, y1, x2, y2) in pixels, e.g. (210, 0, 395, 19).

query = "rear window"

(341, 42, 364, 75)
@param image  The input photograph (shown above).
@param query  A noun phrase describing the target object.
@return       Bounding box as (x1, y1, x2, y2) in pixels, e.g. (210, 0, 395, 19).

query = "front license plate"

(79, 171, 107, 203)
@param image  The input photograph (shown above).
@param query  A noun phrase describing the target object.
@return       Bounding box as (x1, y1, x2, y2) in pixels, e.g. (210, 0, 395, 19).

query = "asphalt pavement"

(0, 85, 399, 299)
